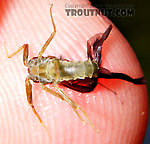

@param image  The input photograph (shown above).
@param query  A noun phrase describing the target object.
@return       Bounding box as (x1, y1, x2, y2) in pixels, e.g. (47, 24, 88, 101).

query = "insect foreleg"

(5, 44, 29, 66)
(38, 4, 56, 58)
(25, 77, 51, 140)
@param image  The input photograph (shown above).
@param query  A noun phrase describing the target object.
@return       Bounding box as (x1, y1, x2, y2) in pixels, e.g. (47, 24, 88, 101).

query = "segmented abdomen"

(58, 60, 97, 82)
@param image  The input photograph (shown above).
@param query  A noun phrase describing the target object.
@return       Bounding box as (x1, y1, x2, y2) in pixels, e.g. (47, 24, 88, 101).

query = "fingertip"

(0, 0, 148, 144)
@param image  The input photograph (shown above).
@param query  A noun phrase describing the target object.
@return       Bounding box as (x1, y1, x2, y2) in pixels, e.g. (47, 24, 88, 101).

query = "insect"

(5, 4, 145, 136)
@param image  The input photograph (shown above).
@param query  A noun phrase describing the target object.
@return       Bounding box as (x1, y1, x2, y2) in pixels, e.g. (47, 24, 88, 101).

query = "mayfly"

(5, 4, 145, 136)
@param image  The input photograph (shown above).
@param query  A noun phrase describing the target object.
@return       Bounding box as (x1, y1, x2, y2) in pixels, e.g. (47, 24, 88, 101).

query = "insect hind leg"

(54, 84, 99, 132)
(39, 84, 87, 128)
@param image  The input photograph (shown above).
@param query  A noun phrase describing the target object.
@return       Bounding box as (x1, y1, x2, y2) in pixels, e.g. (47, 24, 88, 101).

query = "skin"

(0, 0, 148, 144)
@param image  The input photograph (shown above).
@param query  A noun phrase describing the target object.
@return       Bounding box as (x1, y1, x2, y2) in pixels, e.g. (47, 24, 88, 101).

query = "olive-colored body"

(27, 57, 99, 84)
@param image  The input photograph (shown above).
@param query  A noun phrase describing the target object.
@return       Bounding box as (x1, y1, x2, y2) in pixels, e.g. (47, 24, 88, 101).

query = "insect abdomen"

(58, 60, 97, 82)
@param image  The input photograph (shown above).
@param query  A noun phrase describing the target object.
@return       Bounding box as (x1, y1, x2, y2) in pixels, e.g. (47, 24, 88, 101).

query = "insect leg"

(38, 4, 56, 58)
(25, 77, 51, 140)
(39, 84, 86, 123)
(5, 44, 29, 66)
(39, 84, 64, 100)
(51, 58, 99, 131)
(54, 84, 99, 132)
(40, 84, 90, 126)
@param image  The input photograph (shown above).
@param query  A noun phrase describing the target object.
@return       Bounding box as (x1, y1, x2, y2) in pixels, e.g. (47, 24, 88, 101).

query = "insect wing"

(60, 77, 98, 93)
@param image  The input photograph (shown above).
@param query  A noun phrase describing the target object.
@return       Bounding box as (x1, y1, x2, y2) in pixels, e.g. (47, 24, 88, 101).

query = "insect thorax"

(27, 57, 98, 84)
